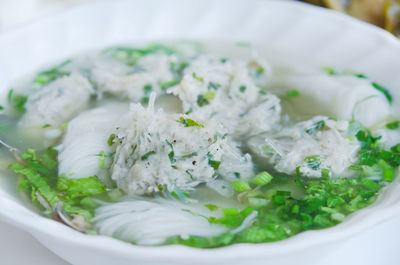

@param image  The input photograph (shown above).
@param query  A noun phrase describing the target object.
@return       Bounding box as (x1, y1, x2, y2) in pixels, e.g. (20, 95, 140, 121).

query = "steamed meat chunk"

(91, 54, 177, 101)
(57, 106, 125, 183)
(236, 94, 282, 137)
(19, 73, 94, 128)
(167, 55, 280, 135)
(110, 97, 254, 195)
(271, 73, 391, 127)
(247, 116, 360, 178)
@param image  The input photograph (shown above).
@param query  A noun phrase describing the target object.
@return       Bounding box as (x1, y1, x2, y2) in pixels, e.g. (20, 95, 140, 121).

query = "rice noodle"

(92, 198, 227, 245)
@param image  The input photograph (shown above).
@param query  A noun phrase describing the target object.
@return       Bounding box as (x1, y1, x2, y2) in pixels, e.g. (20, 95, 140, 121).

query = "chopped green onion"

(321, 168, 331, 178)
(286, 90, 299, 98)
(192, 72, 204, 83)
(232, 181, 251, 192)
(95, 151, 107, 168)
(240, 207, 255, 217)
(276, 190, 291, 196)
(104, 44, 175, 66)
(331, 212, 346, 222)
(141, 151, 156, 160)
(203, 91, 215, 101)
(166, 140, 175, 163)
(322, 66, 336, 75)
(179, 117, 204, 128)
(34, 59, 71, 85)
(107, 134, 116, 146)
(291, 205, 300, 215)
(208, 159, 221, 170)
(372, 82, 392, 104)
(327, 196, 345, 207)
(159, 80, 179, 91)
(313, 214, 334, 228)
(272, 195, 285, 205)
(171, 188, 189, 200)
(204, 204, 219, 211)
(60, 123, 68, 130)
(304, 155, 321, 170)
(386, 120, 400, 130)
(170, 61, 188, 79)
(256, 66, 264, 76)
(305, 120, 325, 134)
(383, 167, 394, 182)
(143, 84, 152, 94)
(355, 73, 367, 79)
(239, 85, 247, 93)
(347, 120, 363, 137)
(208, 82, 220, 90)
(7, 89, 28, 112)
(251, 171, 273, 186)
(7, 89, 13, 103)
(222, 208, 240, 216)
(197, 95, 209, 107)
(361, 179, 380, 191)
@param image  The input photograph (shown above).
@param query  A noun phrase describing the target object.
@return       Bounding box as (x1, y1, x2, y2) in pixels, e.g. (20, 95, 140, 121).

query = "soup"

(1, 42, 399, 247)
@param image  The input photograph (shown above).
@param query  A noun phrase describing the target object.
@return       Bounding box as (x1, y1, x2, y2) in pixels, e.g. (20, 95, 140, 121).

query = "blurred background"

(0, 0, 399, 37)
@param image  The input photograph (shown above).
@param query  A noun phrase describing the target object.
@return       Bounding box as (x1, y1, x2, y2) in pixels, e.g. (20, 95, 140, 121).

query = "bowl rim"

(1, 0, 400, 261)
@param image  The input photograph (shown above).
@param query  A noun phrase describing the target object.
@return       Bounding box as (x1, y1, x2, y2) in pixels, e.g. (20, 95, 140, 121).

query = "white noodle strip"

(231, 210, 258, 234)
(148, 91, 157, 112)
(264, 138, 284, 157)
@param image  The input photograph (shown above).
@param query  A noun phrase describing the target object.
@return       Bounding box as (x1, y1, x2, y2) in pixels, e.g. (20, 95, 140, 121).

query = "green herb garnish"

(252, 171, 273, 186)
(372, 82, 392, 104)
(179, 117, 204, 128)
(9, 148, 107, 221)
(159, 80, 179, 91)
(34, 59, 71, 85)
(204, 204, 219, 211)
(192, 72, 204, 83)
(141, 151, 156, 160)
(166, 140, 175, 164)
(304, 155, 321, 170)
(232, 181, 251, 192)
(104, 44, 175, 66)
(286, 90, 299, 98)
(305, 120, 325, 134)
(143, 84, 152, 94)
(322, 66, 336, 75)
(208, 82, 220, 90)
(107, 134, 116, 146)
(208, 159, 221, 170)
(386, 120, 400, 130)
(7, 89, 28, 112)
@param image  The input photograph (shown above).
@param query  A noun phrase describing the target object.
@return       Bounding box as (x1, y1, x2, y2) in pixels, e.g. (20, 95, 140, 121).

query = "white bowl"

(1, 0, 400, 264)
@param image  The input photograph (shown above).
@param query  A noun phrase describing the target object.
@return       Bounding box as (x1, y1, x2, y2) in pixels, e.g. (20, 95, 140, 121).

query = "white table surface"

(1, 215, 400, 265)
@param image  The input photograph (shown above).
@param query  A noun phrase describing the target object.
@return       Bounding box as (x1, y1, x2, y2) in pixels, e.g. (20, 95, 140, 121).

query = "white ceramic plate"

(1, 1, 400, 265)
